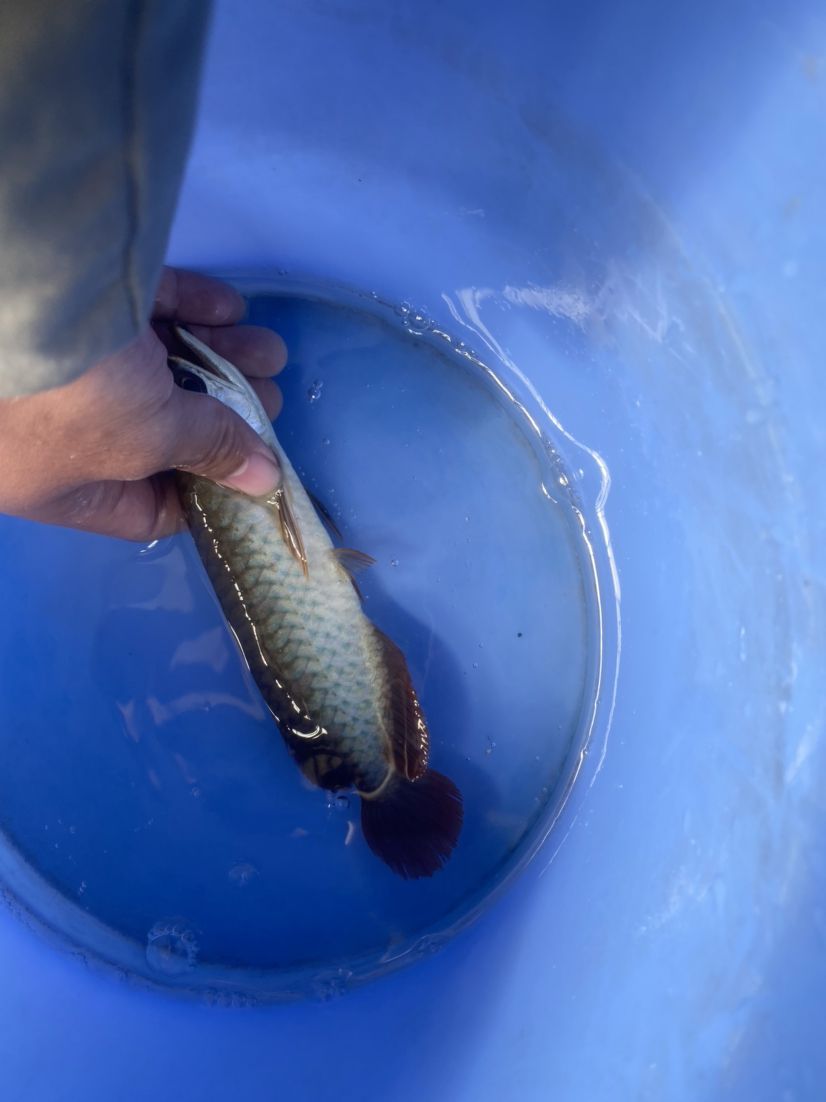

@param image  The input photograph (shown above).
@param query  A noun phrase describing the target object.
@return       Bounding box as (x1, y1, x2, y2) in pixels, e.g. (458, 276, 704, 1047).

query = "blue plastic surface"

(0, 286, 604, 996)
(1, 1, 824, 1098)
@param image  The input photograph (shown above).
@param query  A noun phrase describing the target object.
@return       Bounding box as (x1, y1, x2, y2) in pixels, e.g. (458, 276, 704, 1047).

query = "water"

(0, 285, 609, 999)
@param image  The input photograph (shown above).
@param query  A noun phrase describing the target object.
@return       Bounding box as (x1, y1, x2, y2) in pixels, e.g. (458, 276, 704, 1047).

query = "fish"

(168, 327, 463, 879)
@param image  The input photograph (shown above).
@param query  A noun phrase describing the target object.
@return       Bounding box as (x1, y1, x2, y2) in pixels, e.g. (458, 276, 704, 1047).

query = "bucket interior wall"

(1, 2, 824, 1099)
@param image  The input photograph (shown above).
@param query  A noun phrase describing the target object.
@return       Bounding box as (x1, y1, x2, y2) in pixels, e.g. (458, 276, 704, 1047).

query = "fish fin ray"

(307, 490, 343, 540)
(372, 627, 429, 781)
(360, 770, 463, 879)
(272, 487, 308, 577)
(331, 548, 374, 600)
(332, 547, 376, 574)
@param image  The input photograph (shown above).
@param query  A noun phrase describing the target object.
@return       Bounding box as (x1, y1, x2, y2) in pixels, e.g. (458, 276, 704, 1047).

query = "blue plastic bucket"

(1, 1, 824, 1098)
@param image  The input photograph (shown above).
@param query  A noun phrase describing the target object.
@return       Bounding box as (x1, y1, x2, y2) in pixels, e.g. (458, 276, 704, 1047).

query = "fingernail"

(221, 451, 280, 496)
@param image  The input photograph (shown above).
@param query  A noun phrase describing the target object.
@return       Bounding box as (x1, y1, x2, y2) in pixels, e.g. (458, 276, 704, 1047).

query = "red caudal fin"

(360, 769, 463, 879)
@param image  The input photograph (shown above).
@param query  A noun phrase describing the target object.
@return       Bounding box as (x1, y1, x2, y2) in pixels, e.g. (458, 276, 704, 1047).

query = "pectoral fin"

(271, 486, 308, 577)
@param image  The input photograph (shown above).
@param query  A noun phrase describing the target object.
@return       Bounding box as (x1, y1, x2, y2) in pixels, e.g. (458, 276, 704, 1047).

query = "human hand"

(0, 267, 286, 541)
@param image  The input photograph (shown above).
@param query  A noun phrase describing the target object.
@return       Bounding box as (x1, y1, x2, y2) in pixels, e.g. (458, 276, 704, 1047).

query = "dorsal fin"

(306, 489, 343, 540)
(372, 627, 429, 781)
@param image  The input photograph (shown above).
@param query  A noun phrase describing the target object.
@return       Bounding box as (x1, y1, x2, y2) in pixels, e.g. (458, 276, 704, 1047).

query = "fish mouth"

(168, 325, 274, 441)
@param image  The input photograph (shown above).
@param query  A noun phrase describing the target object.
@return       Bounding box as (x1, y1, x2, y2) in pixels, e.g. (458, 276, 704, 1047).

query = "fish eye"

(170, 364, 208, 394)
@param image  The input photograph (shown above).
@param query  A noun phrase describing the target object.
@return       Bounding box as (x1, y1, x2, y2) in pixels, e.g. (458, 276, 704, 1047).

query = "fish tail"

(360, 769, 463, 879)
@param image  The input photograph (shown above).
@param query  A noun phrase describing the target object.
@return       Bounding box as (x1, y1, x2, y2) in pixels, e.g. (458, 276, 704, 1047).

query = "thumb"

(160, 385, 280, 496)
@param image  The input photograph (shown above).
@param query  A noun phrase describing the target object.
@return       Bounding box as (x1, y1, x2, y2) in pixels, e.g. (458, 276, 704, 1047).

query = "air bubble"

(201, 988, 259, 1008)
(311, 967, 353, 1002)
(411, 932, 450, 958)
(146, 919, 199, 976)
(229, 862, 259, 887)
(403, 309, 431, 335)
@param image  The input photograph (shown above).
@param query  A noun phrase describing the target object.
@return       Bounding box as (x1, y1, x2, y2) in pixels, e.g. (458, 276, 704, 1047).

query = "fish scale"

(179, 473, 392, 794)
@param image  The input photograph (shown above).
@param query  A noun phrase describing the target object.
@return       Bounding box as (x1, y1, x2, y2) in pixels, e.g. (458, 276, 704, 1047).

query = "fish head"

(168, 325, 275, 444)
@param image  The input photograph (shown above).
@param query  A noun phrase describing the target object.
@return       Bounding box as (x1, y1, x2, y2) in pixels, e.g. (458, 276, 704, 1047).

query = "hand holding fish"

(0, 267, 464, 878)
(0, 269, 285, 540)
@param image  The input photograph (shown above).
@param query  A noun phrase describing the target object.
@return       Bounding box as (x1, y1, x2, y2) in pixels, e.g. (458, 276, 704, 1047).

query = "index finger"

(185, 324, 288, 377)
(152, 267, 246, 326)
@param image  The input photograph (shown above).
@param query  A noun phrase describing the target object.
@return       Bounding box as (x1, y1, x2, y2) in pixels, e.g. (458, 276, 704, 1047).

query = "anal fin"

(331, 547, 376, 599)
(332, 547, 376, 573)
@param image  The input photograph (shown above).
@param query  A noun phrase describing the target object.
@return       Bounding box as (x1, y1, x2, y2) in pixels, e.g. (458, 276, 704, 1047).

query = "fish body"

(171, 329, 462, 878)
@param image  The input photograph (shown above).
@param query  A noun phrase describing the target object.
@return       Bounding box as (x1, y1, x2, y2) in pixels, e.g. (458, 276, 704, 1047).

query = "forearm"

(0, 0, 211, 398)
